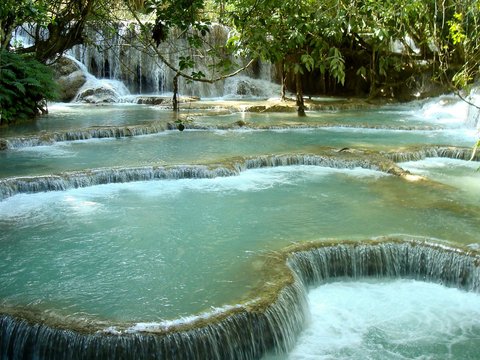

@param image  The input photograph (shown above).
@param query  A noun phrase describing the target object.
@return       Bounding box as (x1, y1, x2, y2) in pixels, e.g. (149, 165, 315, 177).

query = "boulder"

(51, 57, 87, 102)
(136, 96, 168, 105)
(264, 104, 296, 112)
(56, 70, 87, 102)
(75, 79, 130, 104)
(75, 86, 120, 104)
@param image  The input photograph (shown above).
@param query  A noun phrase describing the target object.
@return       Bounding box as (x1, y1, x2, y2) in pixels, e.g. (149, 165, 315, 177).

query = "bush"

(0, 50, 58, 125)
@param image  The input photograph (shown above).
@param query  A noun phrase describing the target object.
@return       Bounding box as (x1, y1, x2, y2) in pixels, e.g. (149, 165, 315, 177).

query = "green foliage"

(221, 0, 479, 96)
(0, 0, 49, 49)
(328, 48, 345, 86)
(0, 50, 57, 125)
(448, 13, 467, 45)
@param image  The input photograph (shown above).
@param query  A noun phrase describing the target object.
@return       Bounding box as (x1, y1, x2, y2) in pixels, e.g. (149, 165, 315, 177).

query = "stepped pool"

(1, 96, 480, 359)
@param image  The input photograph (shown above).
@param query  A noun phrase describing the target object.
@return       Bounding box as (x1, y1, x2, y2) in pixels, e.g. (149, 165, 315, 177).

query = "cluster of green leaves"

(222, 0, 355, 89)
(218, 0, 480, 96)
(0, 50, 57, 125)
(0, 0, 49, 50)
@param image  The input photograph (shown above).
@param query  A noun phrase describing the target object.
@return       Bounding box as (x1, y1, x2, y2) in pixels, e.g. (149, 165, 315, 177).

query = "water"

(195, 100, 466, 130)
(271, 279, 480, 359)
(1, 165, 479, 323)
(1, 94, 479, 358)
(1, 127, 476, 179)
(0, 103, 174, 137)
(400, 157, 480, 206)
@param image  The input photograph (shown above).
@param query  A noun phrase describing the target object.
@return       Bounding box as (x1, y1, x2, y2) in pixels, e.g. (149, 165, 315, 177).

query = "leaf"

(293, 63, 304, 75)
(178, 56, 194, 70)
(328, 47, 345, 85)
(301, 54, 315, 72)
(191, 70, 205, 79)
(356, 66, 367, 78)
(13, 81, 26, 94)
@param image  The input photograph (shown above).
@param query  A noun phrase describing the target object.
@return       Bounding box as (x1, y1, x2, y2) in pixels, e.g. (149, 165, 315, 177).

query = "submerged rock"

(135, 96, 168, 105)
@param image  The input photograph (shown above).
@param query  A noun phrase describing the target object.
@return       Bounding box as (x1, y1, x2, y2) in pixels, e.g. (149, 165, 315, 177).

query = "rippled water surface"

(0, 97, 479, 357)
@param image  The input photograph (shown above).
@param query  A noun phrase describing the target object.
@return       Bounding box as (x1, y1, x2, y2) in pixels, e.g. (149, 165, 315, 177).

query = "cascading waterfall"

(382, 145, 479, 163)
(1, 237, 480, 359)
(0, 121, 173, 150)
(0, 119, 440, 151)
(287, 237, 480, 290)
(66, 55, 131, 103)
(69, 23, 276, 98)
(0, 152, 410, 200)
(467, 88, 480, 129)
(0, 165, 236, 200)
(2, 147, 479, 200)
(2, 37, 479, 358)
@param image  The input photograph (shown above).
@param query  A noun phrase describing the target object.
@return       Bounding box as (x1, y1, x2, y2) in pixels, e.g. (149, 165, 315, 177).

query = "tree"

(222, 0, 480, 102)
(2, 0, 114, 62)
(0, 0, 123, 123)
(223, 0, 346, 114)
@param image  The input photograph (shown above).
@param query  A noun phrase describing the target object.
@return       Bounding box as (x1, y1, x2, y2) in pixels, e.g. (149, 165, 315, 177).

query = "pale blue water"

(0, 98, 479, 357)
(0, 103, 175, 137)
(0, 127, 476, 179)
(0, 165, 479, 322)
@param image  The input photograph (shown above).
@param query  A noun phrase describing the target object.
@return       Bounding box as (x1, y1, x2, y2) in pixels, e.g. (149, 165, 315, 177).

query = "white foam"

(14, 143, 74, 157)
(399, 158, 480, 195)
(101, 303, 246, 334)
(401, 157, 478, 170)
(0, 166, 385, 217)
(0, 191, 102, 219)
(286, 279, 480, 359)
(99, 166, 385, 195)
(421, 96, 469, 126)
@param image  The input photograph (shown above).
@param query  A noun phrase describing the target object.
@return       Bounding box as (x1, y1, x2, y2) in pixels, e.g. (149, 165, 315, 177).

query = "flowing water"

(1, 92, 480, 359)
(271, 279, 480, 359)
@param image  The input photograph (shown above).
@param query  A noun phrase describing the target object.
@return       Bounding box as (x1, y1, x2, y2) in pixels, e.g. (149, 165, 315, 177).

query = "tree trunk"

(295, 72, 306, 116)
(280, 61, 286, 101)
(173, 73, 179, 112)
(369, 49, 377, 97)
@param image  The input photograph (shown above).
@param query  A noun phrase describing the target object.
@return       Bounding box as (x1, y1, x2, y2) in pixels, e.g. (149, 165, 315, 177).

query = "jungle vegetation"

(0, 0, 479, 122)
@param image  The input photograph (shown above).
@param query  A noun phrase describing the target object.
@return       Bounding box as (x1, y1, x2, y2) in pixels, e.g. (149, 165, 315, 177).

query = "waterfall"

(287, 237, 480, 291)
(2, 237, 480, 359)
(382, 145, 479, 163)
(0, 122, 173, 150)
(223, 76, 282, 99)
(466, 87, 480, 129)
(2, 147, 478, 199)
(0, 152, 407, 200)
(68, 23, 277, 98)
(0, 165, 237, 200)
(61, 55, 131, 103)
(0, 119, 439, 151)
